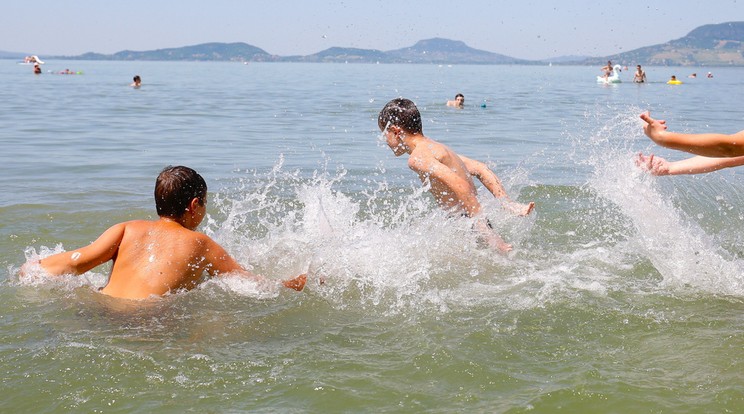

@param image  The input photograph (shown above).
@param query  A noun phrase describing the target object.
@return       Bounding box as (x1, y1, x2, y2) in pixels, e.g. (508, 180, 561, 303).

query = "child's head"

(154, 166, 207, 218)
(378, 98, 423, 134)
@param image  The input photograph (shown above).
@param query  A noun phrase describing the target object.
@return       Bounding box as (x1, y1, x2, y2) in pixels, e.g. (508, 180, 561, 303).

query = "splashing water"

(577, 106, 744, 296)
(202, 155, 537, 314)
(14, 105, 744, 314)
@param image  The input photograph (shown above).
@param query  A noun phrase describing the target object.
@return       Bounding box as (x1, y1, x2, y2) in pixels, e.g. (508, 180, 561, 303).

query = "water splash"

(578, 105, 744, 296)
(198, 156, 539, 313)
(19, 106, 744, 312)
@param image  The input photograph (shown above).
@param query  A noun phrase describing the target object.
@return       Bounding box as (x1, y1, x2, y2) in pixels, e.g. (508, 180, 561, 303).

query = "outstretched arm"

(459, 155, 534, 216)
(636, 152, 744, 176)
(640, 112, 744, 158)
(30, 222, 127, 276)
(202, 237, 307, 291)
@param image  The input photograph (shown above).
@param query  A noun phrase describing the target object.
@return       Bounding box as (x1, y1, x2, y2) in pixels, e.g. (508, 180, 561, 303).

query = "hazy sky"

(4, 0, 743, 59)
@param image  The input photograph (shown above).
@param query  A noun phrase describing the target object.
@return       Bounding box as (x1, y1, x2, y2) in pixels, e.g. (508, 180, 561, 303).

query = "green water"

(3, 61, 744, 412)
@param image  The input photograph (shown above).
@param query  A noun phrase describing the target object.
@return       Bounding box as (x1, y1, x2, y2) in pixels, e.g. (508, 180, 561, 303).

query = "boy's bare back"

(25, 166, 308, 300)
(102, 219, 237, 298)
(36, 218, 242, 299)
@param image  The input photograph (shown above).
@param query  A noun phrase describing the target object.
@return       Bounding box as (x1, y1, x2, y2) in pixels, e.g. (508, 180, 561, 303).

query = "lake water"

(3, 60, 744, 412)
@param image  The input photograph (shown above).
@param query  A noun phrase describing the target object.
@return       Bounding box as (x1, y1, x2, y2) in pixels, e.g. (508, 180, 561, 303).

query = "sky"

(4, 0, 744, 60)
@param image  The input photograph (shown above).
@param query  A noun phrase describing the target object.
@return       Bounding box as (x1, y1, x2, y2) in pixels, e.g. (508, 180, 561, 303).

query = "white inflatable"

(19, 55, 44, 65)
(597, 64, 622, 84)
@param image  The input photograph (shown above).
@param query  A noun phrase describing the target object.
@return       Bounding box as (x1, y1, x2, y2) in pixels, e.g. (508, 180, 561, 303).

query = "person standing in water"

(633, 65, 646, 83)
(601, 60, 614, 79)
(377, 98, 534, 253)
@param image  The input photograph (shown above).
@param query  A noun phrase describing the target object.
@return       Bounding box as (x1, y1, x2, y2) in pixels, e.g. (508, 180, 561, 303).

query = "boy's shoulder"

(412, 136, 451, 158)
(120, 218, 214, 247)
(119, 219, 202, 237)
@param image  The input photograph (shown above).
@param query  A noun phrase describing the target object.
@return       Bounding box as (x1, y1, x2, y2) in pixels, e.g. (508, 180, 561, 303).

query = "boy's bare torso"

(100, 220, 219, 299)
(407, 137, 481, 216)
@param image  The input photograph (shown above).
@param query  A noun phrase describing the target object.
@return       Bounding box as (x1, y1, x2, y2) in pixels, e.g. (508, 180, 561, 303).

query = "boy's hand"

(282, 274, 307, 291)
(503, 200, 535, 216)
(635, 152, 671, 176)
(19, 260, 40, 279)
(640, 111, 668, 141)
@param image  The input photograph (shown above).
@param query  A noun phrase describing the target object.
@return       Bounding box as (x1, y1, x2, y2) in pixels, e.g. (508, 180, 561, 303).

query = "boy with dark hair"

(22, 166, 307, 299)
(378, 98, 534, 252)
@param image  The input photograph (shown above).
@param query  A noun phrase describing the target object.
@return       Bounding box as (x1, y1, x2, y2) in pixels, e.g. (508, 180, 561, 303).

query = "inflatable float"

(18, 55, 44, 65)
(667, 79, 683, 85)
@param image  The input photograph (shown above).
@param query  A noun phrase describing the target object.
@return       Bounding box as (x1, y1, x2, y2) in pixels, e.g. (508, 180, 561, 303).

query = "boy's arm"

(458, 155, 534, 216)
(409, 154, 481, 215)
(35, 222, 127, 276)
(459, 155, 508, 197)
(641, 112, 744, 158)
(636, 152, 744, 176)
(201, 237, 306, 291)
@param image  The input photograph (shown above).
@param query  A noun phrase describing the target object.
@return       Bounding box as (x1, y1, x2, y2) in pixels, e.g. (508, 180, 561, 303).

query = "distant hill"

(63, 38, 536, 65)
(584, 21, 744, 66)
(288, 38, 531, 64)
(71, 42, 274, 62)
(384, 38, 530, 64)
(0, 50, 25, 59)
(51, 22, 744, 66)
(289, 47, 388, 63)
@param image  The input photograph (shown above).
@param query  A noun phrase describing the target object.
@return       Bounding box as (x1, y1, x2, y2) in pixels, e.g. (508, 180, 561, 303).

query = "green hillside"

(589, 21, 744, 66)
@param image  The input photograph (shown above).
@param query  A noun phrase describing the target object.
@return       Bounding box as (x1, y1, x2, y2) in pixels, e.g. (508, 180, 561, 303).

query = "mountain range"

(6, 21, 744, 66)
(586, 22, 744, 66)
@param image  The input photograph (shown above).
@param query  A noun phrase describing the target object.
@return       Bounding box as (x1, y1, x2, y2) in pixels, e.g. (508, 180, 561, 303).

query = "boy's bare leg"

(474, 219, 513, 253)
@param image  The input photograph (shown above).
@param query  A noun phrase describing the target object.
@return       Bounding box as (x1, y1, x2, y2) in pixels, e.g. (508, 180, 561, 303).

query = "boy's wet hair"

(378, 98, 423, 134)
(154, 166, 207, 218)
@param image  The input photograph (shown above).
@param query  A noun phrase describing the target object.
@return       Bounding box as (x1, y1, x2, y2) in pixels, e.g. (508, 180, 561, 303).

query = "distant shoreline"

(6, 22, 744, 66)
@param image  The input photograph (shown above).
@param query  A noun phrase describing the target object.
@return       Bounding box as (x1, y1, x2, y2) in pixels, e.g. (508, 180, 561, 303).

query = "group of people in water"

(31, 66, 83, 75)
(602, 60, 713, 84)
(21, 97, 535, 298)
(19, 67, 742, 301)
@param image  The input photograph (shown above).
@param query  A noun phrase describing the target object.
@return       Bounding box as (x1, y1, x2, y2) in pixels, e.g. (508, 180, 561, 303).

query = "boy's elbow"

(467, 160, 488, 176)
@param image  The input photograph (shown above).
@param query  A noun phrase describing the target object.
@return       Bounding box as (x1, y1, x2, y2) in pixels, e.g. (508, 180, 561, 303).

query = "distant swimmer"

(633, 65, 646, 83)
(446, 93, 465, 108)
(130, 75, 141, 88)
(667, 75, 682, 85)
(707, 72, 714, 78)
(688, 73, 697, 78)
(377, 98, 534, 253)
(33, 64, 41, 75)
